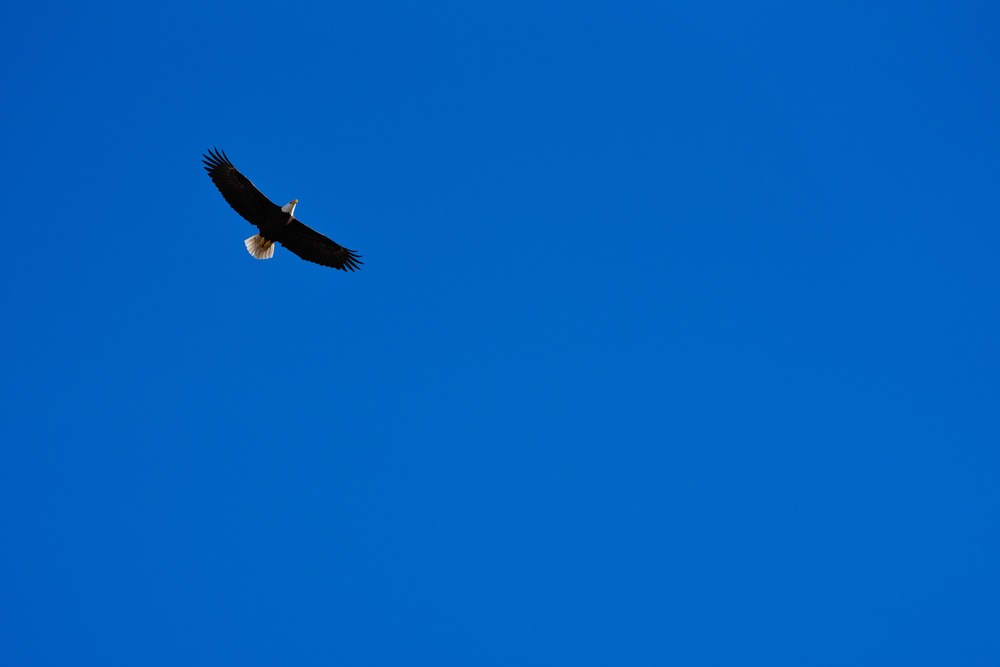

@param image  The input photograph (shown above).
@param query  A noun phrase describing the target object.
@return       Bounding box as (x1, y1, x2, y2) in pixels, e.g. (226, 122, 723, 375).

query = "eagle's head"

(282, 199, 298, 215)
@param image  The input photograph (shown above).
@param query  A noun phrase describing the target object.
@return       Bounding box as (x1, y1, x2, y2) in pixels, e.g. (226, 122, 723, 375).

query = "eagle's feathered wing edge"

(202, 147, 279, 228)
(280, 219, 363, 272)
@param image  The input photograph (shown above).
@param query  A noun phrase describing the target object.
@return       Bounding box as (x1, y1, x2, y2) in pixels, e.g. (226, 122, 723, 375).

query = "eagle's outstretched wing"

(202, 148, 279, 228)
(280, 219, 363, 271)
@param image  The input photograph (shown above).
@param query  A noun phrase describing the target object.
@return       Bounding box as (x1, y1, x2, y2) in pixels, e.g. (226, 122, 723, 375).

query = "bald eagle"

(202, 148, 362, 271)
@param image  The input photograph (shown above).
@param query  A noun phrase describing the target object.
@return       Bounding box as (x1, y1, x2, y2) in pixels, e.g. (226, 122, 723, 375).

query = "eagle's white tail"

(244, 234, 275, 260)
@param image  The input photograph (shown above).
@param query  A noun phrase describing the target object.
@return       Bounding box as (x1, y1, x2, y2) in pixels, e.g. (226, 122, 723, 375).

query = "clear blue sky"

(1, 1, 998, 664)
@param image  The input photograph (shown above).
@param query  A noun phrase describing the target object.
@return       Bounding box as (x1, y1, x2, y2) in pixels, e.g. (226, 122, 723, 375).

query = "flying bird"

(202, 148, 362, 271)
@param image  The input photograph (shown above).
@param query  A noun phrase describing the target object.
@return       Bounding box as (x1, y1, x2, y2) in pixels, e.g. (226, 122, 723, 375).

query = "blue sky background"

(1, 1, 998, 664)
